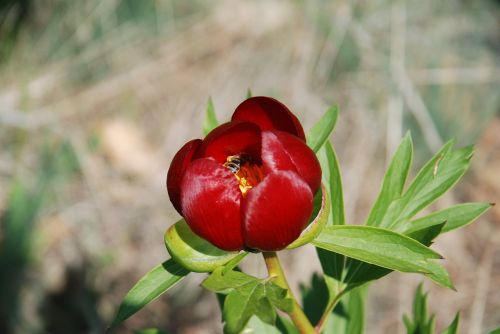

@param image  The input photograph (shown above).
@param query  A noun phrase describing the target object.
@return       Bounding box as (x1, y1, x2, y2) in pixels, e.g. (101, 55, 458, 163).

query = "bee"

(224, 154, 244, 174)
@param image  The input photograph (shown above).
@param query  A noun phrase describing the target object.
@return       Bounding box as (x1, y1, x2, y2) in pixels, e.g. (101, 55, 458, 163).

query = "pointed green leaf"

(202, 267, 258, 294)
(164, 219, 242, 272)
(223, 281, 276, 334)
(203, 97, 218, 135)
(404, 283, 437, 334)
(318, 141, 345, 226)
(441, 313, 460, 334)
(316, 141, 347, 303)
(396, 203, 493, 235)
(366, 132, 413, 226)
(111, 259, 189, 327)
(328, 287, 366, 334)
(380, 141, 473, 229)
(313, 226, 442, 274)
(287, 184, 330, 249)
(306, 105, 339, 153)
(265, 282, 293, 313)
(406, 222, 446, 247)
(424, 261, 454, 290)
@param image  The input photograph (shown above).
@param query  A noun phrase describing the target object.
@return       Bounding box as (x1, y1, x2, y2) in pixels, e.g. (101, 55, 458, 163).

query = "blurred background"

(0, 0, 499, 333)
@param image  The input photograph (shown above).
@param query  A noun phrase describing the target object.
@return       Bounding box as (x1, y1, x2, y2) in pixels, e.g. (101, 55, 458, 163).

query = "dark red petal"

(242, 171, 313, 251)
(180, 158, 244, 251)
(198, 121, 262, 163)
(167, 139, 202, 214)
(261, 130, 322, 194)
(232, 96, 306, 140)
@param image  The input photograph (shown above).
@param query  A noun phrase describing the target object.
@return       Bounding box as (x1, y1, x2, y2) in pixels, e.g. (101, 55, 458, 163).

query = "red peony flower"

(167, 96, 322, 251)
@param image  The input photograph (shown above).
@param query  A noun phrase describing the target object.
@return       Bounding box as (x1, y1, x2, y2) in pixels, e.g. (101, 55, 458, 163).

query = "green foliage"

(114, 99, 491, 333)
(287, 185, 330, 249)
(396, 202, 493, 235)
(328, 288, 365, 334)
(366, 132, 413, 227)
(315, 140, 347, 305)
(203, 97, 219, 135)
(306, 105, 339, 153)
(379, 140, 473, 229)
(134, 329, 170, 334)
(403, 284, 460, 334)
(111, 259, 189, 327)
(164, 219, 243, 273)
(441, 314, 459, 334)
(203, 268, 293, 334)
(313, 226, 445, 280)
(315, 134, 488, 295)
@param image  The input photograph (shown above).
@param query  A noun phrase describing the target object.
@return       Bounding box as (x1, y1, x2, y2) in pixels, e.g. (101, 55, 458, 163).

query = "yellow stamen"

(223, 155, 263, 196)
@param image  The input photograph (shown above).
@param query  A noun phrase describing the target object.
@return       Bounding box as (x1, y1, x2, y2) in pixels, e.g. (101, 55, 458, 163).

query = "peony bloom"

(167, 96, 321, 251)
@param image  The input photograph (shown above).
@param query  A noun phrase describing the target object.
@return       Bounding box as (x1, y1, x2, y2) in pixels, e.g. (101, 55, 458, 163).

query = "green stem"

(262, 252, 316, 334)
(315, 288, 346, 333)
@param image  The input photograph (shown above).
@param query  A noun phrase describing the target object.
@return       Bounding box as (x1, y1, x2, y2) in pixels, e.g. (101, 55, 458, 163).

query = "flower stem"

(315, 289, 346, 333)
(262, 252, 316, 334)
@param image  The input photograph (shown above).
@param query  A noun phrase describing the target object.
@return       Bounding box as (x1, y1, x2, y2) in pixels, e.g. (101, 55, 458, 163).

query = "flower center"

(223, 154, 263, 196)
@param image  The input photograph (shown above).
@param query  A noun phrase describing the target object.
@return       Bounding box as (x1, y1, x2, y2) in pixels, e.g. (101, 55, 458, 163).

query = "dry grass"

(0, 0, 499, 333)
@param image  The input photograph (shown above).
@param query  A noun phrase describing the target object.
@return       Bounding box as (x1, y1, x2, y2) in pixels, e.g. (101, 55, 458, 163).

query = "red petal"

(261, 130, 322, 194)
(232, 96, 306, 140)
(180, 158, 244, 251)
(242, 171, 313, 251)
(197, 121, 262, 163)
(167, 139, 202, 214)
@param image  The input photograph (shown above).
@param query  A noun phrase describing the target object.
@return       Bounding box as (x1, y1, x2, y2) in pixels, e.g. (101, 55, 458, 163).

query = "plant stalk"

(262, 252, 316, 334)
(315, 288, 346, 333)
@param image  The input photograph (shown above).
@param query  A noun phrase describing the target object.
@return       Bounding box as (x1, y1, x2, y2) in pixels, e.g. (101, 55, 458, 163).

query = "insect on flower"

(167, 96, 321, 251)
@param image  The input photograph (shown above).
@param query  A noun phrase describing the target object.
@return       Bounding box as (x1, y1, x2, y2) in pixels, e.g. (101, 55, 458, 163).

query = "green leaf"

(488, 328, 500, 334)
(203, 97, 218, 135)
(244, 315, 299, 334)
(204, 269, 291, 332)
(306, 105, 339, 153)
(202, 267, 258, 294)
(404, 283, 436, 334)
(424, 261, 454, 290)
(318, 141, 345, 226)
(340, 224, 454, 290)
(313, 226, 442, 275)
(366, 132, 413, 226)
(406, 222, 446, 247)
(316, 141, 346, 303)
(244, 316, 281, 334)
(380, 141, 473, 229)
(265, 282, 293, 313)
(327, 287, 366, 334)
(111, 259, 189, 327)
(223, 281, 276, 334)
(246, 88, 253, 99)
(164, 219, 242, 272)
(134, 329, 170, 334)
(287, 184, 330, 249)
(300, 273, 331, 324)
(441, 313, 459, 334)
(222, 252, 249, 275)
(396, 203, 493, 236)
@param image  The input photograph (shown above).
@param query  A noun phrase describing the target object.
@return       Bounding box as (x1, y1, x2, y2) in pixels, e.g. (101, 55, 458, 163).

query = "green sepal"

(287, 184, 330, 249)
(164, 219, 243, 273)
